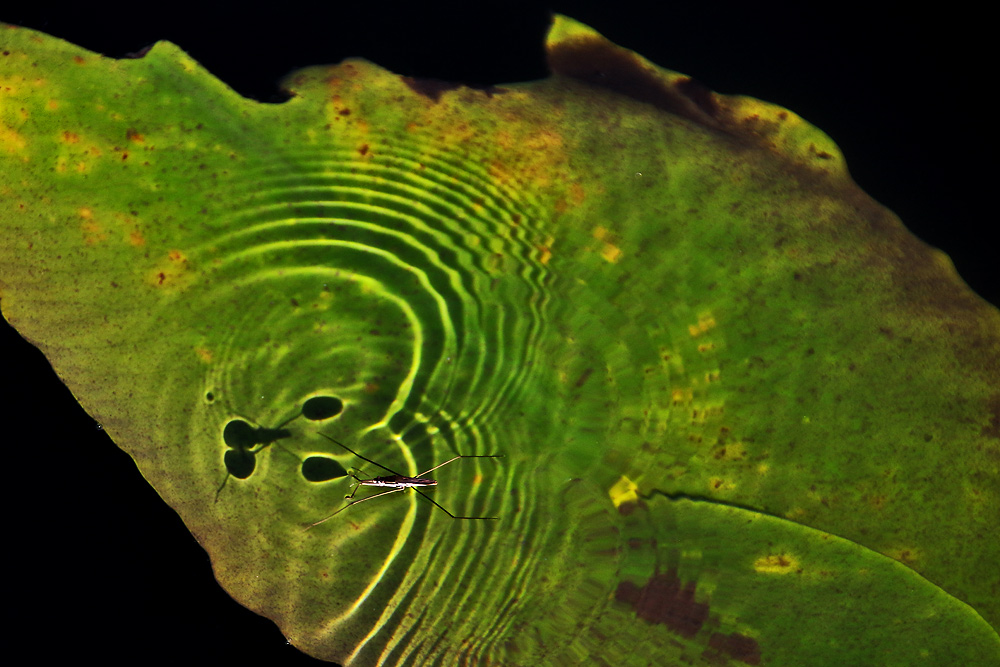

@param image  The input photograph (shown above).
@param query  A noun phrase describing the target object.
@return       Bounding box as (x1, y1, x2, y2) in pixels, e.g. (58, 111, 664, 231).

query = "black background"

(2, 3, 994, 664)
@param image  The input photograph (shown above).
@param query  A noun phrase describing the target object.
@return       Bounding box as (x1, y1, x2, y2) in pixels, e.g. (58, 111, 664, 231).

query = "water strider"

(305, 434, 503, 528)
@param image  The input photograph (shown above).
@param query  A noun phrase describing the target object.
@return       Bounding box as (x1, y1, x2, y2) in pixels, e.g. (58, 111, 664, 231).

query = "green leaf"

(2, 14, 997, 665)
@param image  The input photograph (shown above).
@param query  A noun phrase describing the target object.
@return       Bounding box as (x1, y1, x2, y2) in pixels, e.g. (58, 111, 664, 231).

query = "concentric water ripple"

(150, 117, 597, 662)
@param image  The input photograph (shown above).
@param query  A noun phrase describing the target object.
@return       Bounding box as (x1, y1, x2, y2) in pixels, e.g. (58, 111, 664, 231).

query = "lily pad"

(2, 9, 997, 666)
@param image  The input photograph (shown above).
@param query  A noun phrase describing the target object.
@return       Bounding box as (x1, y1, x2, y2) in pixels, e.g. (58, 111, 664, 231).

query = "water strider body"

(352, 473, 438, 493)
(305, 434, 503, 528)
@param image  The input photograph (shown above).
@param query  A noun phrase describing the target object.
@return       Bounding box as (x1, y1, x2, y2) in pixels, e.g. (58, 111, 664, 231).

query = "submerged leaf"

(2, 14, 998, 665)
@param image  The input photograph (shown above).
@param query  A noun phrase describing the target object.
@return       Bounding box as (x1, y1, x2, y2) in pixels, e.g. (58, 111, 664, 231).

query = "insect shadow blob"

(215, 395, 346, 501)
(305, 434, 503, 528)
(215, 417, 297, 501)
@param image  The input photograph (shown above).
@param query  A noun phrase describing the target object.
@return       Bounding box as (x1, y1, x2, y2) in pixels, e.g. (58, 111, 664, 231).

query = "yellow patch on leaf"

(753, 553, 800, 574)
(884, 546, 921, 566)
(671, 387, 693, 405)
(78, 208, 107, 244)
(712, 442, 748, 461)
(0, 125, 26, 153)
(608, 475, 639, 509)
(708, 476, 735, 492)
(146, 250, 194, 291)
(591, 226, 623, 263)
(688, 312, 717, 337)
(600, 242, 622, 263)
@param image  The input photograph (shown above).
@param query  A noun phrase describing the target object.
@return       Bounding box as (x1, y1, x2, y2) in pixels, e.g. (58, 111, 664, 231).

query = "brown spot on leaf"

(547, 34, 721, 130)
(707, 632, 762, 665)
(403, 76, 461, 102)
(125, 45, 154, 59)
(625, 537, 657, 551)
(982, 394, 1000, 439)
(810, 145, 834, 160)
(545, 24, 856, 181)
(402, 76, 506, 103)
(617, 499, 646, 516)
(615, 569, 709, 638)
